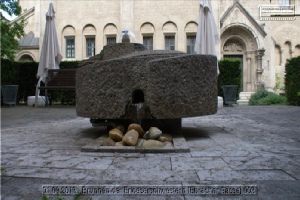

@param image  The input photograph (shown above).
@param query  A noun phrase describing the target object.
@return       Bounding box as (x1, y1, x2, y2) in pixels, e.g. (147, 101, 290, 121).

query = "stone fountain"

(76, 31, 218, 132)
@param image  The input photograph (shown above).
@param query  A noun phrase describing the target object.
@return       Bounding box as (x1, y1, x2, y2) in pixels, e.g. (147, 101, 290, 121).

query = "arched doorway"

(223, 38, 245, 90)
(221, 25, 261, 93)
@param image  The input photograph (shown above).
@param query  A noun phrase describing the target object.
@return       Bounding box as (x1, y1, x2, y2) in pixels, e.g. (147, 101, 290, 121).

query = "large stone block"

(76, 43, 217, 120)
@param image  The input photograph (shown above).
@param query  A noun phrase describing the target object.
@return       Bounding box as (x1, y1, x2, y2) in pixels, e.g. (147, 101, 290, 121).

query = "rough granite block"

(76, 43, 217, 120)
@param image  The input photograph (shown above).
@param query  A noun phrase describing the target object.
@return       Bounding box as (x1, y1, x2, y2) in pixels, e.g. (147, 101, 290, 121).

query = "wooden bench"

(35, 69, 76, 106)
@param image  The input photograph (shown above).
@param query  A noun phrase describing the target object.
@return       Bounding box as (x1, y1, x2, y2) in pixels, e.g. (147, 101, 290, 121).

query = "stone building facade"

(14, 0, 300, 104)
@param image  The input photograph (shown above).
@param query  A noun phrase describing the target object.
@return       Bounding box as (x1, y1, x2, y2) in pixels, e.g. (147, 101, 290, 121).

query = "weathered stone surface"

(115, 141, 124, 146)
(164, 141, 173, 147)
(109, 128, 123, 142)
(115, 125, 125, 134)
(102, 138, 116, 146)
(136, 139, 145, 147)
(147, 127, 162, 139)
(142, 139, 164, 147)
(127, 124, 145, 138)
(76, 43, 217, 119)
(143, 131, 150, 140)
(122, 130, 139, 146)
(159, 134, 173, 143)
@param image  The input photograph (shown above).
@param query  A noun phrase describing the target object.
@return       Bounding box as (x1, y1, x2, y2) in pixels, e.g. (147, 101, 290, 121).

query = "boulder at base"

(122, 130, 139, 146)
(142, 139, 164, 147)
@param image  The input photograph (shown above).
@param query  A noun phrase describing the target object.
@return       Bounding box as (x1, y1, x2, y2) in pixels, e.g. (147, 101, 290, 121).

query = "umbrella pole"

(45, 89, 48, 106)
(35, 78, 42, 108)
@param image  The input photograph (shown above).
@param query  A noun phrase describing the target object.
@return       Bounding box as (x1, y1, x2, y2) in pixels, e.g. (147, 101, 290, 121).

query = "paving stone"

(190, 149, 259, 157)
(197, 169, 295, 182)
(88, 169, 200, 183)
(108, 157, 171, 170)
(4, 154, 114, 170)
(171, 157, 231, 170)
(1, 105, 300, 199)
(144, 153, 192, 158)
(4, 166, 98, 180)
(222, 155, 300, 170)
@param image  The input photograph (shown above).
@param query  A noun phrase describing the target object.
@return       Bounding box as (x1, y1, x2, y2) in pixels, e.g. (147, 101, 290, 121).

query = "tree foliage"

(1, 0, 25, 61)
(284, 56, 300, 106)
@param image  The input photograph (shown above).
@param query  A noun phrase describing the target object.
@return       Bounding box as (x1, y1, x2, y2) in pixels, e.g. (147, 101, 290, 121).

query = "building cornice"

(9, 7, 35, 24)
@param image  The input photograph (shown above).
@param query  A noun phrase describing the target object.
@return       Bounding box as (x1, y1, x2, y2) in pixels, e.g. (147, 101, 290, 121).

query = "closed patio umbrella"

(35, 3, 62, 107)
(194, 0, 220, 74)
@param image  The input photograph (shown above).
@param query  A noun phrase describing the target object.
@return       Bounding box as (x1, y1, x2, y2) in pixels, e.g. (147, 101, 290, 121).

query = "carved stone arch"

(16, 52, 36, 62)
(184, 21, 198, 33)
(223, 37, 246, 54)
(83, 24, 96, 35)
(140, 22, 155, 34)
(221, 24, 259, 51)
(62, 25, 75, 36)
(162, 21, 177, 33)
(221, 24, 261, 95)
(103, 23, 118, 35)
(103, 23, 118, 44)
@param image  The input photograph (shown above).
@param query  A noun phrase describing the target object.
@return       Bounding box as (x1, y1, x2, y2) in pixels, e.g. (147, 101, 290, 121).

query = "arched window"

(163, 22, 178, 50)
(141, 22, 155, 50)
(185, 22, 198, 54)
(62, 26, 76, 59)
(83, 24, 96, 58)
(103, 24, 118, 45)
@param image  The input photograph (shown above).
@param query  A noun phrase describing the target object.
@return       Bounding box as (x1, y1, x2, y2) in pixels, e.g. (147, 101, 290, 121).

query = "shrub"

(285, 56, 300, 106)
(218, 58, 241, 99)
(258, 93, 287, 105)
(248, 89, 269, 105)
(249, 89, 287, 105)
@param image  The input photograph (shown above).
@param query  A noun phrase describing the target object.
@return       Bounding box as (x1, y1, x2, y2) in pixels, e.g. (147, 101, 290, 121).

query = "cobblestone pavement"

(1, 105, 300, 199)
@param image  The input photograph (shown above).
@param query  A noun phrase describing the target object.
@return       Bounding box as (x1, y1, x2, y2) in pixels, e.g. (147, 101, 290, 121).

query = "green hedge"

(285, 56, 300, 106)
(1, 59, 79, 105)
(249, 89, 286, 105)
(217, 58, 242, 98)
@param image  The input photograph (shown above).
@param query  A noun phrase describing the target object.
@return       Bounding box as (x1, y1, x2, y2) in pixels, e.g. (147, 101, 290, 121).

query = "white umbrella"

(35, 3, 62, 107)
(194, 0, 220, 74)
(37, 2, 62, 81)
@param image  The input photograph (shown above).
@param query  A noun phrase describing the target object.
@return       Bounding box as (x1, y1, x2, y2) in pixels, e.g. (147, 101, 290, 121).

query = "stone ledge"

(81, 133, 190, 153)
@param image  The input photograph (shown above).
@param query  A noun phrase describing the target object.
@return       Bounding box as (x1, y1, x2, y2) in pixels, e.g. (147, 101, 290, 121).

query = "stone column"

(246, 56, 252, 92)
(256, 48, 265, 90)
(237, 53, 255, 106)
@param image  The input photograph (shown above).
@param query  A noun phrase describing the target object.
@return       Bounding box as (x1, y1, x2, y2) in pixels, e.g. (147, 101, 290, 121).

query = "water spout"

(134, 102, 144, 125)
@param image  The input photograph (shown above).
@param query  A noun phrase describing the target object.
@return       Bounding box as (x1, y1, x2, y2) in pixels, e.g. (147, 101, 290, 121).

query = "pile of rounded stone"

(104, 124, 173, 147)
